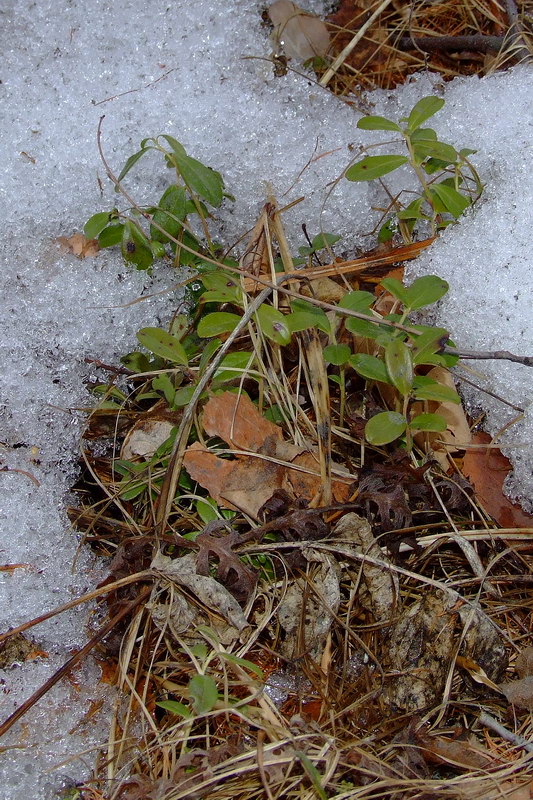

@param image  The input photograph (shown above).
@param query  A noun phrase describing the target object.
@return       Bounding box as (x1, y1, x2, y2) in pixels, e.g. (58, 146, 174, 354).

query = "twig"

(447, 347, 533, 367)
(92, 69, 178, 107)
(398, 34, 505, 54)
(454, 372, 525, 413)
(0, 466, 40, 487)
(478, 711, 533, 754)
(0, 586, 151, 739)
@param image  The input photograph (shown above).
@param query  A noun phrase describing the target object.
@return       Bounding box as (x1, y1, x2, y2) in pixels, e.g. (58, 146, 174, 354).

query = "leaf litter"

(5, 109, 533, 800)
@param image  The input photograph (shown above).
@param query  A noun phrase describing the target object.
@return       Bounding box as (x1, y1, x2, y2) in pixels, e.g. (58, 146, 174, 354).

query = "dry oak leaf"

(183, 392, 350, 517)
(462, 431, 533, 528)
(56, 232, 100, 258)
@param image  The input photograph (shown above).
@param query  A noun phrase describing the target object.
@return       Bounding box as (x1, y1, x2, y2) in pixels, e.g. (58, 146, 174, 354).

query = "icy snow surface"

(0, 0, 531, 795)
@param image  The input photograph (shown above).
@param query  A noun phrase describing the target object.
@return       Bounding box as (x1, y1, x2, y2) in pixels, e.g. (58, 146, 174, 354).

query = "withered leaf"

(277, 548, 340, 661)
(333, 513, 398, 622)
(499, 676, 533, 710)
(183, 392, 350, 517)
(151, 551, 250, 643)
(414, 726, 498, 770)
(462, 431, 533, 528)
(195, 522, 257, 601)
(458, 603, 508, 684)
(516, 646, 533, 678)
(384, 590, 456, 713)
(268, 0, 330, 60)
(56, 232, 100, 258)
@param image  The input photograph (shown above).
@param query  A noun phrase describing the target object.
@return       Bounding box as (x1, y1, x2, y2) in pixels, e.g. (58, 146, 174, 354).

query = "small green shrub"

(345, 96, 483, 242)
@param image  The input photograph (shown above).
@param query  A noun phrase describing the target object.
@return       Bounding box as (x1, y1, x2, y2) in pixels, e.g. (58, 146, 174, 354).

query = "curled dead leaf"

(56, 232, 100, 258)
(332, 513, 398, 621)
(151, 551, 250, 644)
(268, 1, 330, 60)
(121, 417, 176, 461)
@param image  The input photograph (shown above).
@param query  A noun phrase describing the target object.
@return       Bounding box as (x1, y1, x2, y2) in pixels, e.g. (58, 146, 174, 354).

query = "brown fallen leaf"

(414, 726, 499, 770)
(268, 1, 330, 60)
(500, 676, 533, 710)
(183, 392, 351, 517)
(56, 232, 100, 258)
(462, 431, 533, 528)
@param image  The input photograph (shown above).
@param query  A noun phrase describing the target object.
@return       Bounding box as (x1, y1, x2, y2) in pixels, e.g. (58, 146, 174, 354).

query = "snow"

(0, 0, 531, 795)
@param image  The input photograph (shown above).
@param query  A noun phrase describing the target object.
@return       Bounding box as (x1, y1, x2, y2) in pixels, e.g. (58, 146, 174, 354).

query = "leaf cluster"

(345, 96, 483, 242)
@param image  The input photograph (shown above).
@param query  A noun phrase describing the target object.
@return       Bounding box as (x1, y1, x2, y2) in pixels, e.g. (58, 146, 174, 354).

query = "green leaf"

(410, 127, 437, 142)
(116, 147, 151, 186)
(98, 224, 124, 248)
(409, 412, 447, 432)
(255, 304, 291, 345)
(221, 653, 265, 679)
(339, 291, 375, 313)
(406, 96, 445, 132)
(365, 412, 407, 445)
(403, 275, 449, 310)
(385, 339, 413, 396)
(173, 153, 224, 207)
(150, 185, 187, 243)
(213, 351, 254, 383)
(396, 197, 426, 221)
(299, 232, 341, 256)
(311, 232, 341, 250)
(288, 300, 331, 335)
(120, 350, 150, 372)
(412, 137, 457, 165)
(295, 751, 328, 800)
(429, 183, 470, 218)
(160, 135, 187, 158)
(380, 277, 409, 305)
(152, 373, 176, 405)
(196, 497, 219, 524)
(377, 217, 396, 243)
(348, 353, 391, 383)
(197, 311, 241, 338)
(345, 155, 408, 182)
(423, 156, 454, 175)
(411, 327, 450, 366)
(357, 115, 402, 132)
(339, 291, 381, 338)
(137, 327, 188, 365)
(188, 674, 218, 714)
(84, 212, 112, 239)
(198, 338, 221, 376)
(156, 700, 192, 719)
(121, 220, 154, 270)
(413, 376, 460, 404)
(151, 241, 166, 259)
(173, 386, 199, 407)
(199, 271, 243, 304)
(323, 343, 351, 366)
